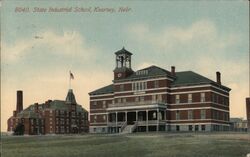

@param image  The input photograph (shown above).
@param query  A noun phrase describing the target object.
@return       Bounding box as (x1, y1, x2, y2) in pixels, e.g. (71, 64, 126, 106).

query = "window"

(122, 98, 126, 103)
(188, 94, 192, 103)
(216, 111, 219, 120)
(102, 101, 106, 108)
(176, 110, 180, 120)
(188, 110, 193, 120)
(136, 82, 139, 90)
(103, 115, 106, 120)
(93, 101, 97, 106)
(135, 97, 139, 102)
(212, 93, 215, 102)
(189, 125, 193, 131)
(133, 82, 147, 91)
(153, 112, 157, 119)
(157, 94, 162, 101)
(176, 125, 180, 131)
(201, 93, 205, 102)
(144, 82, 147, 90)
(175, 95, 180, 104)
(120, 84, 124, 91)
(102, 128, 105, 133)
(195, 125, 199, 131)
(154, 80, 159, 88)
(152, 95, 156, 102)
(139, 82, 142, 90)
(94, 115, 97, 123)
(200, 110, 206, 119)
(118, 98, 121, 103)
(201, 125, 206, 131)
(140, 96, 144, 102)
(93, 128, 96, 132)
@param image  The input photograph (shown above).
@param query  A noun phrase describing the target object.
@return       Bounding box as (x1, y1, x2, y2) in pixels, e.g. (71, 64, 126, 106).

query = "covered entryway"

(127, 112, 136, 124)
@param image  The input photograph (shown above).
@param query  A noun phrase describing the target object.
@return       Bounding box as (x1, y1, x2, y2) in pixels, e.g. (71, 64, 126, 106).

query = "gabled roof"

(172, 71, 230, 91)
(89, 84, 113, 95)
(172, 71, 213, 86)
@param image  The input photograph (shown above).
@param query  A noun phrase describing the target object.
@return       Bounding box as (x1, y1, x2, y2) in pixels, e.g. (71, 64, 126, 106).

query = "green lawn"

(1, 132, 250, 157)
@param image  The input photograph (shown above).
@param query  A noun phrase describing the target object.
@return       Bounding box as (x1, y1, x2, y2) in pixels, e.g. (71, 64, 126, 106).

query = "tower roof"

(115, 47, 132, 55)
(65, 89, 76, 104)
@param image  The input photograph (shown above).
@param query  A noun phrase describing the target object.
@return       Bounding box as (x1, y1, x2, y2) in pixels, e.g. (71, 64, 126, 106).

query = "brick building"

(89, 48, 231, 133)
(246, 97, 250, 132)
(7, 89, 89, 135)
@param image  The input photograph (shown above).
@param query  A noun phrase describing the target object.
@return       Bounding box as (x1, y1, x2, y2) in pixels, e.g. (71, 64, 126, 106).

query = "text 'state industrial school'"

(89, 48, 231, 133)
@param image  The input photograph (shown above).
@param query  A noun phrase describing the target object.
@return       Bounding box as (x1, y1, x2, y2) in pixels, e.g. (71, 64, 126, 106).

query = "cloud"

(2, 30, 97, 63)
(136, 62, 158, 70)
(127, 20, 240, 54)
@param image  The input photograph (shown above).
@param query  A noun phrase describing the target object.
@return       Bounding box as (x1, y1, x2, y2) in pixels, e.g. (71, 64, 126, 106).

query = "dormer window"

(136, 70, 148, 75)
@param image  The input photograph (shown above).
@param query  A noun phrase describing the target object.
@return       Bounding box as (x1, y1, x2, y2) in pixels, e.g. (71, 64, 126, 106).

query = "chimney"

(16, 90, 23, 113)
(216, 72, 221, 85)
(35, 103, 39, 113)
(171, 66, 175, 76)
(247, 98, 250, 105)
(45, 100, 51, 108)
(13, 111, 17, 117)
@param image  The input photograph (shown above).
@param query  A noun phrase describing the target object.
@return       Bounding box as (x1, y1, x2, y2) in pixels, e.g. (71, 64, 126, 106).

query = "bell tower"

(113, 47, 134, 80)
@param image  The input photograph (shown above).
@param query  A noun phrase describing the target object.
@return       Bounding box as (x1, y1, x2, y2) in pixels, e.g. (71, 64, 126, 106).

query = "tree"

(13, 123, 24, 135)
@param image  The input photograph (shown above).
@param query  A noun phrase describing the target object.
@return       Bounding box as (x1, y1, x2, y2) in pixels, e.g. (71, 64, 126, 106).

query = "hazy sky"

(1, 0, 249, 132)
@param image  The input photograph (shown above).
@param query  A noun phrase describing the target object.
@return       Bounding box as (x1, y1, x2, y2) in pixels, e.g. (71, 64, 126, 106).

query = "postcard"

(1, 1, 250, 157)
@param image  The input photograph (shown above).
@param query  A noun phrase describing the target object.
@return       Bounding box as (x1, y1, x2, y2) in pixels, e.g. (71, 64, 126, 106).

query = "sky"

(1, 0, 249, 132)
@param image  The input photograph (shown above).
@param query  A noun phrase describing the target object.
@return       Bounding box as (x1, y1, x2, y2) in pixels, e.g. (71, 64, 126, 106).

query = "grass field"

(1, 132, 250, 157)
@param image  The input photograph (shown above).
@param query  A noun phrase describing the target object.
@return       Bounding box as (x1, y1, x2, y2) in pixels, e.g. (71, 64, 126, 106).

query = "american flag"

(70, 71, 74, 79)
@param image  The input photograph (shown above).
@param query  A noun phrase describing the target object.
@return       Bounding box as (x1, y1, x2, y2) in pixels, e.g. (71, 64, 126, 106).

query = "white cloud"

(2, 30, 97, 62)
(136, 62, 158, 70)
(128, 20, 240, 53)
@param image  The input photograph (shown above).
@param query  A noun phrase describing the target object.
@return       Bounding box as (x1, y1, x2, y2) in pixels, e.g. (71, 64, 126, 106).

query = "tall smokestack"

(216, 72, 221, 85)
(246, 98, 250, 132)
(171, 66, 175, 76)
(16, 90, 23, 113)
